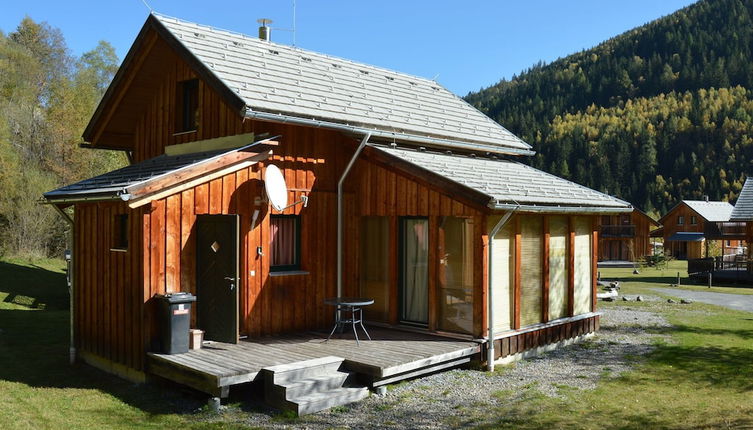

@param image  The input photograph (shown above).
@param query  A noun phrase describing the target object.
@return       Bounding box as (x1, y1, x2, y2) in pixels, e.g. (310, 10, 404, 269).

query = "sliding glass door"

(400, 218, 429, 325)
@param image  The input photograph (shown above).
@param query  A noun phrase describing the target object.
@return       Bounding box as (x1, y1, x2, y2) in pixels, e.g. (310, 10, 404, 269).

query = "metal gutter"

(486, 206, 519, 372)
(493, 203, 633, 214)
(337, 132, 372, 299)
(43, 195, 121, 204)
(51, 204, 76, 365)
(244, 110, 536, 157)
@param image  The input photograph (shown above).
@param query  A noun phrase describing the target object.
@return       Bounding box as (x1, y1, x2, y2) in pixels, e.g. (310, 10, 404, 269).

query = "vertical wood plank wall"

(74, 202, 144, 371)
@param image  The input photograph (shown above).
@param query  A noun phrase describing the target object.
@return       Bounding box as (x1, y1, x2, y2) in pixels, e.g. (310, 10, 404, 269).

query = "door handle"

(224, 276, 236, 290)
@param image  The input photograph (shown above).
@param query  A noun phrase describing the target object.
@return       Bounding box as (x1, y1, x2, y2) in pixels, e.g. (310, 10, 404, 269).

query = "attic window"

(176, 79, 199, 133)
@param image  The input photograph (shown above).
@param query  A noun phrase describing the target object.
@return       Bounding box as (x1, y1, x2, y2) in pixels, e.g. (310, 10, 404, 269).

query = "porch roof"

(44, 138, 273, 205)
(667, 232, 705, 242)
(374, 145, 632, 213)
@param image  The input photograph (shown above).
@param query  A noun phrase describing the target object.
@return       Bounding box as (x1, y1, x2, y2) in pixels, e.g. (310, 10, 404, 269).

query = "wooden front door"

(196, 214, 239, 343)
(399, 217, 429, 326)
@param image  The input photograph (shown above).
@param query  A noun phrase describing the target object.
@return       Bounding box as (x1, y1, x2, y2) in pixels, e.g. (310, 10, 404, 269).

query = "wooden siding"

(345, 155, 486, 335)
(490, 315, 599, 361)
(598, 211, 656, 261)
(74, 202, 144, 371)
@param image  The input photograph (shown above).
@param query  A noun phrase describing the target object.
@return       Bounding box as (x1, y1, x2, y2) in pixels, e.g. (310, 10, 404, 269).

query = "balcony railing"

(600, 225, 636, 238)
(704, 222, 747, 239)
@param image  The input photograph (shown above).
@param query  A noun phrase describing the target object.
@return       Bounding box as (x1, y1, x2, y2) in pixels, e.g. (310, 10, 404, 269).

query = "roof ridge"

(152, 12, 440, 86)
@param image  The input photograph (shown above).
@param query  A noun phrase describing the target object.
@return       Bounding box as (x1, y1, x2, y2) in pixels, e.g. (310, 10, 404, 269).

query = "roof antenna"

(140, 0, 154, 12)
(292, 0, 297, 46)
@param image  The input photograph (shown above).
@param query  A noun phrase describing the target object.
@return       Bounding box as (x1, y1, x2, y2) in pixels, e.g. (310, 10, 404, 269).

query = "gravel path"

(653, 288, 753, 313)
(208, 305, 670, 429)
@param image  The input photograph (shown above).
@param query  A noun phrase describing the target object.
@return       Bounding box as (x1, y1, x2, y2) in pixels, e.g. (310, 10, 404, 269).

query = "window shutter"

(520, 216, 543, 327)
(573, 217, 592, 315)
(491, 222, 513, 332)
(548, 216, 568, 320)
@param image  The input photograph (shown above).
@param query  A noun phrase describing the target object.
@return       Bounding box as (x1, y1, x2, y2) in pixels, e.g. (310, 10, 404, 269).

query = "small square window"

(677, 216, 684, 225)
(690, 216, 697, 225)
(176, 79, 199, 132)
(270, 215, 300, 271)
(112, 214, 128, 251)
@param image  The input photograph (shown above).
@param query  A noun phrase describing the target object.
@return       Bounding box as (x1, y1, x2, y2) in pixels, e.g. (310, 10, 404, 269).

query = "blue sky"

(1, 0, 697, 95)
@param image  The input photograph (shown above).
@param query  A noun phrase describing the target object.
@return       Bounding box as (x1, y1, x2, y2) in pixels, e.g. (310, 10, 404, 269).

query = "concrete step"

(293, 386, 370, 416)
(263, 356, 344, 385)
(274, 371, 352, 400)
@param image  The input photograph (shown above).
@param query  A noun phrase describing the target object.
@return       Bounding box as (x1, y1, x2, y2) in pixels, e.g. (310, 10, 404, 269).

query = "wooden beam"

(128, 159, 260, 209)
(164, 133, 265, 156)
(542, 216, 550, 323)
(568, 216, 575, 318)
(127, 150, 271, 202)
(591, 216, 598, 312)
(513, 216, 521, 330)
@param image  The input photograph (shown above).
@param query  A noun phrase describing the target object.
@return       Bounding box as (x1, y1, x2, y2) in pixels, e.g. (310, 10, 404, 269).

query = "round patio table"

(323, 297, 374, 345)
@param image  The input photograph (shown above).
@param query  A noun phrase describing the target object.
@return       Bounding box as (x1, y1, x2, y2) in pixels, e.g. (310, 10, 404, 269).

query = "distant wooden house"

(43, 14, 630, 402)
(659, 199, 744, 260)
(597, 208, 659, 262)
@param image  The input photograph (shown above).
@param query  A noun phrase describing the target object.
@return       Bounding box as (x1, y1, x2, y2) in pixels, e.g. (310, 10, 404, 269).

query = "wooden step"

(262, 356, 344, 385)
(292, 386, 369, 416)
(273, 371, 352, 400)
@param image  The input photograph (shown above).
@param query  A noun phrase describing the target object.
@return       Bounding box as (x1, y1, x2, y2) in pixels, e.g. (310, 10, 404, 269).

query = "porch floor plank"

(146, 327, 480, 395)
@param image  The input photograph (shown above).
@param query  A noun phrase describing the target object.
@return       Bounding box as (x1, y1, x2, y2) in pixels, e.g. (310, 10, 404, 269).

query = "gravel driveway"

(207, 302, 670, 429)
(653, 288, 753, 313)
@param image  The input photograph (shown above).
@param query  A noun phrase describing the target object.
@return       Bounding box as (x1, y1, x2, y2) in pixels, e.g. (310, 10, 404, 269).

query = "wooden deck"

(146, 327, 481, 397)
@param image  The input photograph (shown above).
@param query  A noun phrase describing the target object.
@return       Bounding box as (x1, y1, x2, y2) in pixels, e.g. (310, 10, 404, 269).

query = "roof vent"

(704, 195, 709, 202)
(257, 18, 273, 41)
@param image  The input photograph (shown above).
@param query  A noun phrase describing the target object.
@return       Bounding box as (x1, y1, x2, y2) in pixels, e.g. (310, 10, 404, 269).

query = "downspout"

(51, 204, 75, 365)
(337, 132, 372, 299)
(487, 205, 519, 371)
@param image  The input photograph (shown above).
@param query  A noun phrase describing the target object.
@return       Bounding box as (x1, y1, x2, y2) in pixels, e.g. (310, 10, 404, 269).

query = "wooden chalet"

(659, 199, 745, 260)
(597, 208, 659, 263)
(44, 14, 631, 402)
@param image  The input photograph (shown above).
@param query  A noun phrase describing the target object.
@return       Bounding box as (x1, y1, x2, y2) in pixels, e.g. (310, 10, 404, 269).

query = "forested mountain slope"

(465, 0, 753, 214)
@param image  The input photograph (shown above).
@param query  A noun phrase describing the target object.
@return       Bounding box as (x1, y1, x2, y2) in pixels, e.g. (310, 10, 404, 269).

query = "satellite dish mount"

(264, 164, 309, 212)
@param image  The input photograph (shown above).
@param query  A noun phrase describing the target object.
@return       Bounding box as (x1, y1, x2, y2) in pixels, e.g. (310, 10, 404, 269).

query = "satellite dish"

(264, 164, 288, 211)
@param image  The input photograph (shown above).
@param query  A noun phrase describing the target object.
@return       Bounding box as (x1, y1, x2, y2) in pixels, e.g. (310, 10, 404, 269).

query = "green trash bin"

(155, 292, 196, 354)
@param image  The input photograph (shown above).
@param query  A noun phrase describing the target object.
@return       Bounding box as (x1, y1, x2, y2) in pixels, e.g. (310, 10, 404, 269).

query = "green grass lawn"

(2, 257, 753, 429)
(0, 258, 252, 430)
(482, 261, 753, 429)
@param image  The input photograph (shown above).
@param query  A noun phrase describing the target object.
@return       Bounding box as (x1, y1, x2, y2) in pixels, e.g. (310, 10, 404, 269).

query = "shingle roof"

(154, 14, 532, 155)
(731, 177, 753, 221)
(683, 200, 734, 222)
(376, 146, 631, 211)
(44, 150, 227, 201)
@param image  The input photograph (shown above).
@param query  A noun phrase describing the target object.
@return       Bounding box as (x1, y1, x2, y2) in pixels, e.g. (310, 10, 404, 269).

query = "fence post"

(677, 272, 681, 287)
(708, 272, 712, 288)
